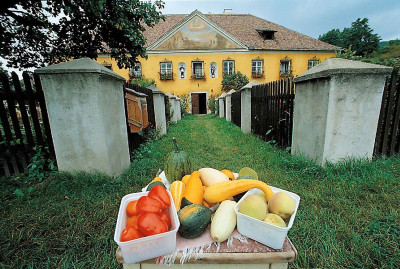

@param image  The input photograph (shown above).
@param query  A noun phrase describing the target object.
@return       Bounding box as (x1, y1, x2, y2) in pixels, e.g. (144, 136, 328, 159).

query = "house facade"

(96, 10, 338, 114)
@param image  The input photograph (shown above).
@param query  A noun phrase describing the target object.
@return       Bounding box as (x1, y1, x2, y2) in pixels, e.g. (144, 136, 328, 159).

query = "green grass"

(1, 114, 399, 268)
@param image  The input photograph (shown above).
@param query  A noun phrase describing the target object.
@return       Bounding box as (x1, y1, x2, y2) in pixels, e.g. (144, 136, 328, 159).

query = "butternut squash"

(170, 181, 185, 212)
(204, 180, 274, 204)
(199, 168, 229, 186)
(182, 171, 203, 205)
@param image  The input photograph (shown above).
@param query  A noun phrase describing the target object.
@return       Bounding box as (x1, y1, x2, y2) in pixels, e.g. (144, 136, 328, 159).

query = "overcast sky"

(160, 0, 400, 41)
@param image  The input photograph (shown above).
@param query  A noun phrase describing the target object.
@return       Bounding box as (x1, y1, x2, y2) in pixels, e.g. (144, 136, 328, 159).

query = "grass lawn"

(1, 114, 399, 268)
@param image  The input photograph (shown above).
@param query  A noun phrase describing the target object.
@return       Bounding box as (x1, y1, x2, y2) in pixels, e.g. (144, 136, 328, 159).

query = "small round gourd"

(164, 137, 192, 184)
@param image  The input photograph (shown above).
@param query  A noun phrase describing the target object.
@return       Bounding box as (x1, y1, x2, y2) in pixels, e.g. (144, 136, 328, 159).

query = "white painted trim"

(147, 10, 247, 51)
(145, 49, 336, 56)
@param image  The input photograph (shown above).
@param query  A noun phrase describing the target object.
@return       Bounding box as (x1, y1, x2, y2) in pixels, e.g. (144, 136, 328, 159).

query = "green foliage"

(165, 98, 173, 126)
(0, 0, 165, 69)
(129, 76, 156, 88)
(319, 18, 380, 56)
(221, 71, 249, 92)
(27, 146, 57, 183)
(178, 94, 189, 117)
(207, 94, 218, 113)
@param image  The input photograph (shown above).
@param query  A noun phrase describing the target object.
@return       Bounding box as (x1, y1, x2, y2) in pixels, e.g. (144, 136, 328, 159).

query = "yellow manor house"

(97, 10, 338, 114)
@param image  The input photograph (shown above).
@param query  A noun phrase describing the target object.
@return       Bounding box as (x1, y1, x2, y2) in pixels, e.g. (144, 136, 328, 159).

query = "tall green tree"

(0, 0, 165, 70)
(221, 71, 249, 92)
(319, 18, 380, 56)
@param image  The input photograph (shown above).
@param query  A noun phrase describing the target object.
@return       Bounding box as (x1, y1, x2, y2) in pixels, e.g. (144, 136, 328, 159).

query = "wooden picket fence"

(374, 67, 400, 156)
(231, 91, 241, 127)
(0, 72, 55, 176)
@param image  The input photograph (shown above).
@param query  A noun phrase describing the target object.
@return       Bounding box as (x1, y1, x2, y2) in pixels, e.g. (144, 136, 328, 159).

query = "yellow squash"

(204, 180, 274, 204)
(182, 171, 203, 205)
(170, 181, 185, 212)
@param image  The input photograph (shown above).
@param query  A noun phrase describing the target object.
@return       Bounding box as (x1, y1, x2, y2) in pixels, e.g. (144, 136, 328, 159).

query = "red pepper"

(148, 185, 171, 209)
(137, 212, 168, 236)
(136, 196, 163, 214)
(160, 211, 171, 229)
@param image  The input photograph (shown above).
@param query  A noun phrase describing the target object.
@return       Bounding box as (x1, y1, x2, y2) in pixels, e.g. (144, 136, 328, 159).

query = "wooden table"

(116, 236, 297, 269)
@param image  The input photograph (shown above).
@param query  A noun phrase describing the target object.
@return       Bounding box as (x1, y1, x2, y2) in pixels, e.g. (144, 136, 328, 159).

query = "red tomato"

(148, 185, 171, 209)
(126, 215, 139, 229)
(136, 196, 163, 214)
(126, 200, 139, 217)
(120, 226, 143, 242)
(137, 212, 168, 236)
(160, 211, 171, 229)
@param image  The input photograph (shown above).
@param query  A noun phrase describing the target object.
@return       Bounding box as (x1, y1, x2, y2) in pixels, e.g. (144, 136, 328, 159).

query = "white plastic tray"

(114, 191, 180, 264)
(234, 186, 300, 249)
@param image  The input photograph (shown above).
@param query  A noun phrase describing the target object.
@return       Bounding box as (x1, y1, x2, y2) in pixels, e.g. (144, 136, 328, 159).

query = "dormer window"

(256, 29, 276, 41)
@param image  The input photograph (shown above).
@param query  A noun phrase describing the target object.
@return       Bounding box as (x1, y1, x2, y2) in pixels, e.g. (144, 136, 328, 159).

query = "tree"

(319, 18, 380, 56)
(221, 71, 249, 92)
(0, 0, 165, 70)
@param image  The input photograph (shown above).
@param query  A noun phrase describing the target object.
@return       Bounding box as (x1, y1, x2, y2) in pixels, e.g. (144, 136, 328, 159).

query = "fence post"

(35, 58, 130, 176)
(241, 81, 261, 134)
(218, 93, 226, 118)
(292, 58, 392, 165)
(147, 85, 167, 135)
(225, 89, 235, 122)
(175, 97, 182, 121)
(166, 93, 177, 123)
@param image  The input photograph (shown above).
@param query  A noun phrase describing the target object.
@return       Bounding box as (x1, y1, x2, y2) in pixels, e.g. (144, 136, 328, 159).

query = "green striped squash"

(164, 137, 192, 184)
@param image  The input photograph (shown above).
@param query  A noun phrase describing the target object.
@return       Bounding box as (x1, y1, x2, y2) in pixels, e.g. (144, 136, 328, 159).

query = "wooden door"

(191, 93, 199, 114)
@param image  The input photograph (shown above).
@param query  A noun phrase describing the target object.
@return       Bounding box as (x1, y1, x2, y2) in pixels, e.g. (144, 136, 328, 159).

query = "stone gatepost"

(292, 58, 392, 165)
(241, 81, 261, 134)
(35, 58, 130, 176)
(175, 97, 182, 120)
(225, 89, 235, 122)
(218, 94, 225, 118)
(166, 93, 177, 123)
(147, 85, 167, 135)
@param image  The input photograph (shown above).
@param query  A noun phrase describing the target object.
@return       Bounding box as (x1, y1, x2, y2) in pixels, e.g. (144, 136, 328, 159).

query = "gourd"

(178, 204, 212, 239)
(182, 171, 203, 205)
(169, 181, 185, 212)
(146, 181, 166, 191)
(199, 168, 229, 186)
(164, 137, 193, 184)
(204, 179, 274, 204)
(211, 200, 237, 242)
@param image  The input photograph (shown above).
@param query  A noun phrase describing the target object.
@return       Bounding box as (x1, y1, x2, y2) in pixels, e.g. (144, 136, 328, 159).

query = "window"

(308, 60, 319, 70)
(223, 60, 235, 76)
(130, 63, 142, 78)
(191, 61, 205, 79)
(160, 62, 173, 80)
(252, 60, 263, 78)
(101, 61, 113, 70)
(280, 59, 292, 77)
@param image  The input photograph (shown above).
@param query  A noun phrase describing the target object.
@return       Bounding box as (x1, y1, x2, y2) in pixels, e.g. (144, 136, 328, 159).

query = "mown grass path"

(1, 114, 399, 268)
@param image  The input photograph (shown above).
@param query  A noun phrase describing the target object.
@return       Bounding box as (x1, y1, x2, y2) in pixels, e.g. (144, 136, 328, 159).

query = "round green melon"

(164, 137, 192, 184)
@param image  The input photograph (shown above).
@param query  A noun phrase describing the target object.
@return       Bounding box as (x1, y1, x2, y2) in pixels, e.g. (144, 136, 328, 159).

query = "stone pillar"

(225, 90, 235, 122)
(35, 58, 130, 176)
(167, 93, 177, 123)
(148, 85, 167, 135)
(218, 97, 225, 118)
(292, 58, 391, 165)
(175, 97, 182, 121)
(240, 87, 252, 133)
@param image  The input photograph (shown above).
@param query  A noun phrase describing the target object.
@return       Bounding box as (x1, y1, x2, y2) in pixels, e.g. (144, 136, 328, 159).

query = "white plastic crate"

(114, 191, 180, 264)
(234, 186, 300, 249)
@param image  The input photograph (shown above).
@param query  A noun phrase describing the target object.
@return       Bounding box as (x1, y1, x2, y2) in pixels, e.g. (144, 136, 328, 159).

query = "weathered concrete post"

(240, 81, 261, 134)
(292, 58, 392, 165)
(225, 89, 235, 122)
(147, 85, 167, 135)
(218, 93, 226, 118)
(166, 93, 177, 123)
(35, 58, 130, 176)
(175, 97, 182, 121)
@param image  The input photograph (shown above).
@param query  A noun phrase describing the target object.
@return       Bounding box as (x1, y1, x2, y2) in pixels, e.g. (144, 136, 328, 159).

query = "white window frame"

(191, 61, 204, 77)
(308, 60, 319, 70)
(223, 60, 235, 76)
(280, 60, 291, 74)
(160, 62, 172, 74)
(130, 63, 142, 78)
(252, 60, 263, 74)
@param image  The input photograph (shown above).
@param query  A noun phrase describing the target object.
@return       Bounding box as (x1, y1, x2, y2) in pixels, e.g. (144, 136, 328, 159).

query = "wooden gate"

(0, 72, 55, 176)
(374, 67, 400, 156)
(231, 91, 241, 127)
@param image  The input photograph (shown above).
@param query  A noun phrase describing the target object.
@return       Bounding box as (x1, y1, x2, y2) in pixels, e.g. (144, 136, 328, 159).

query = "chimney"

(223, 9, 232, 14)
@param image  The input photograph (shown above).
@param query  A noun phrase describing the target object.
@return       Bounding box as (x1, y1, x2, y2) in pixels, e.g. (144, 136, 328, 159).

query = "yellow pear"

(238, 194, 267, 220)
(268, 192, 296, 220)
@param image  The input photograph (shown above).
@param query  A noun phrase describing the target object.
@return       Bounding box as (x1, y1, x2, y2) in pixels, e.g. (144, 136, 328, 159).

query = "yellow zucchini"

(182, 171, 203, 205)
(204, 180, 274, 204)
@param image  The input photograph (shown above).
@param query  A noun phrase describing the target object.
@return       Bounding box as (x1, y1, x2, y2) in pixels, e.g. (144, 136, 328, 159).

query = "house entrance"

(191, 93, 207, 114)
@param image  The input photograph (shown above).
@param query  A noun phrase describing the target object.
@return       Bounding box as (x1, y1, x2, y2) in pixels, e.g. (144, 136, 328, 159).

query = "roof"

(143, 11, 338, 51)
